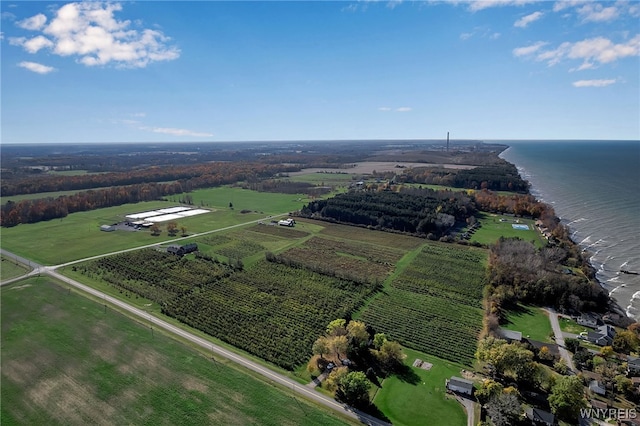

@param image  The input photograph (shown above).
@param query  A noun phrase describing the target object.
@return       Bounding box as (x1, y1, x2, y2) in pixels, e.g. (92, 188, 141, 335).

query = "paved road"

(545, 307, 577, 373)
(456, 395, 476, 426)
(1, 233, 390, 426)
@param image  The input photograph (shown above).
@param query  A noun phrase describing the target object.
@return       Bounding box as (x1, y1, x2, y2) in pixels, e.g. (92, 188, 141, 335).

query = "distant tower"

(446, 132, 450, 152)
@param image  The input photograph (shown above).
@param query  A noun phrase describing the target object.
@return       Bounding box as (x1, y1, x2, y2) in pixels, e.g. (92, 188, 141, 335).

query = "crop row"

(359, 244, 486, 365)
(360, 290, 482, 365)
(79, 252, 380, 370)
(300, 236, 404, 264)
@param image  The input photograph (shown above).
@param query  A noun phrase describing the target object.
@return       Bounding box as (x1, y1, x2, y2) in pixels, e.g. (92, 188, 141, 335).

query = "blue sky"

(1, 1, 639, 143)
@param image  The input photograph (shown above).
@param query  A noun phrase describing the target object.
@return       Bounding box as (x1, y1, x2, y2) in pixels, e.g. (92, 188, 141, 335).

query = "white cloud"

(18, 61, 56, 74)
(514, 11, 543, 28)
(467, 0, 539, 12)
(10, 2, 180, 69)
(396, 107, 412, 112)
(514, 35, 640, 69)
(17, 13, 47, 30)
(512, 41, 548, 57)
(378, 107, 392, 111)
(460, 32, 473, 40)
(576, 3, 619, 22)
(572, 78, 617, 87)
(148, 127, 213, 137)
(552, 0, 584, 13)
(490, 32, 501, 39)
(23, 35, 54, 53)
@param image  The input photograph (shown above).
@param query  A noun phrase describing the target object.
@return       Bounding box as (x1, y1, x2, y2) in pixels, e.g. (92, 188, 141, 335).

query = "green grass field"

(0, 187, 308, 265)
(559, 316, 591, 334)
(502, 304, 553, 342)
(373, 348, 466, 426)
(468, 212, 545, 248)
(0, 256, 31, 280)
(1, 277, 354, 426)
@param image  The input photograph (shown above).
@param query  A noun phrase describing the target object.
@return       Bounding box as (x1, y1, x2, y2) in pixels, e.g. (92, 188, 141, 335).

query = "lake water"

(498, 140, 640, 321)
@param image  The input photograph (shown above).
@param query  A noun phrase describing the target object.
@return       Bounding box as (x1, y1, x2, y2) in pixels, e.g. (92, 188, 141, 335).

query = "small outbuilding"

(445, 376, 474, 395)
(167, 243, 198, 256)
(100, 224, 115, 232)
(497, 327, 522, 343)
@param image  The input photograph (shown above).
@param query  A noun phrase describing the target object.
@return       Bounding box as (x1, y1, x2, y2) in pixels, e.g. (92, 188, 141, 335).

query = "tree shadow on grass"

(393, 364, 421, 385)
(501, 303, 533, 326)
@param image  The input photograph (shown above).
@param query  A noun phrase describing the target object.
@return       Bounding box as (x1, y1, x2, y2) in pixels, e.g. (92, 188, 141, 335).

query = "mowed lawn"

(469, 212, 545, 248)
(0, 187, 307, 265)
(0, 256, 31, 280)
(1, 277, 354, 426)
(373, 348, 467, 426)
(502, 304, 553, 342)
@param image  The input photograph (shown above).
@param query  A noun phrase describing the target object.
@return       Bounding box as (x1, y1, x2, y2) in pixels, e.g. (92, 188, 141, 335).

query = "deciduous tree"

(346, 320, 369, 349)
(486, 393, 522, 426)
(312, 336, 331, 359)
(326, 319, 347, 336)
(337, 371, 371, 406)
(548, 375, 587, 421)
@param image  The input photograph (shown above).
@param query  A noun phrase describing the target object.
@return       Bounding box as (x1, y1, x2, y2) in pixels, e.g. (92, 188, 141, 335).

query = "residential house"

(586, 325, 616, 346)
(445, 377, 473, 396)
(589, 380, 606, 396)
(627, 356, 640, 376)
(577, 313, 600, 328)
(525, 407, 556, 426)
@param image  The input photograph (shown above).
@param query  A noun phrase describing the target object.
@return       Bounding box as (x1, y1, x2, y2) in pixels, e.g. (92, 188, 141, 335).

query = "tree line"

(374, 160, 529, 192)
(298, 188, 476, 237)
(0, 162, 294, 227)
(1, 161, 299, 197)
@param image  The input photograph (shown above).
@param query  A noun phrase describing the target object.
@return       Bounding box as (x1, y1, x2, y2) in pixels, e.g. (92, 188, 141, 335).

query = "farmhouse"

(278, 218, 295, 227)
(445, 376, 473, 395)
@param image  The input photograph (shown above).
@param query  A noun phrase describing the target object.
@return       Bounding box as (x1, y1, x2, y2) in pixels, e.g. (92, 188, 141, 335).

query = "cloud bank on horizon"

(1, 0, 638, 143)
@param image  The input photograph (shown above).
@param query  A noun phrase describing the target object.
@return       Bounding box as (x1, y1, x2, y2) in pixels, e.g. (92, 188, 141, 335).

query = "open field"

(1, 277, 353, 426)
(360, 243, 487, 365)
(373, 348, 467, 426)
(0, 187, 306, 265)
(1, 255, 31, 280)
(502, 304, 553, 342)
(171, 185, 311, 213)
(467, 212, 545, 248)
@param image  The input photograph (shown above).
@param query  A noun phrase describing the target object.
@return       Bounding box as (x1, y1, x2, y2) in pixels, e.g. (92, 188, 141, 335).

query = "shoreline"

(500, 145, 637, 327)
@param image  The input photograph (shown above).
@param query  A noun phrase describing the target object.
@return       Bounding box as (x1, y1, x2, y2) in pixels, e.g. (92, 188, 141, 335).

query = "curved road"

(1, 232, 390, 426)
